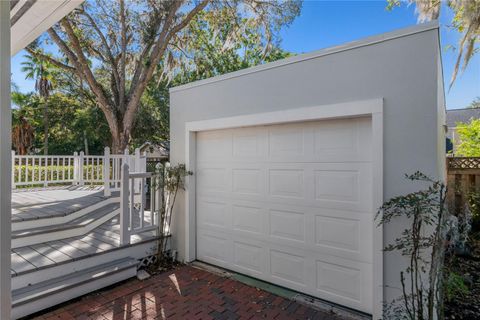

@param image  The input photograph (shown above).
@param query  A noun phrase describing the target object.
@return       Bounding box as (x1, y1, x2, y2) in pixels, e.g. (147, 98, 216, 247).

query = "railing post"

(11, 151, 15, 189)
(134, 148, 141, 192)
(103, 147, 111, 197)
(73, 152, 78, 185)
(120, 163, 130, 245)
(124, 148, 130, 169)
(155, 163, 163, 234)
(79, 151, 85, 186)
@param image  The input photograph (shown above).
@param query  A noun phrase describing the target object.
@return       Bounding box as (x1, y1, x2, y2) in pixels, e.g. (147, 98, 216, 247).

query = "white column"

(0, 2, 12, 318)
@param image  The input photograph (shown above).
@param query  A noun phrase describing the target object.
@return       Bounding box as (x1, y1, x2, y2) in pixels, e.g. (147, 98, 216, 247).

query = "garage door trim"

(184, 98, 383, 318)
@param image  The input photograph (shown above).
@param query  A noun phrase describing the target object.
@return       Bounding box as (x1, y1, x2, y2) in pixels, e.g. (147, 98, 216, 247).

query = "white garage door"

(195, 117, 374, 313)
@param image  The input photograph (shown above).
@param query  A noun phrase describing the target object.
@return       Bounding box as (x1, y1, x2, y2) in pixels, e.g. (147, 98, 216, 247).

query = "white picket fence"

(12, 147, 147, 197)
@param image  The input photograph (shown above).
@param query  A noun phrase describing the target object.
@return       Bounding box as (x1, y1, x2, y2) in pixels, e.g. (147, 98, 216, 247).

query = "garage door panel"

(268, 125, 307, 159)
(196, 118, 374, 314)
(196, 199, 230, 229)
(233, 241, 265, 275)
(198, 162, 372, 212)
(197, 130, 233, 161)
(232, 204, 264, 234)
(269, 209, 305, 242)
(197, 167, 230, 193)
(314, 213, 373, 262)
(197, 232, 232, 265)
(268, 169, 305, 199)
(312, 117, 372, 162)
(232, 168, 264, 195)
(269, 248, 308, 288)
(232, 127, 268, 160)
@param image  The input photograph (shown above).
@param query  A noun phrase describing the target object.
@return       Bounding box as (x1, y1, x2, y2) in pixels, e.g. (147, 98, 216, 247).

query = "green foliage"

(377, 172, 449, 320)
(18, 3, 297, 152)
(444, 272, 469, 302)
(12, 93, 110, 155)
(456, 118, 480, 156)
(13, 164, 103, 187)
(131, 9, 292, 147)
(468, 191, 480, 229)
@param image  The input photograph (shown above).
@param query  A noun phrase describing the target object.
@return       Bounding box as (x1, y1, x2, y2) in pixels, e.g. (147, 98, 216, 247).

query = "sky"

(11, 0, 480, 110)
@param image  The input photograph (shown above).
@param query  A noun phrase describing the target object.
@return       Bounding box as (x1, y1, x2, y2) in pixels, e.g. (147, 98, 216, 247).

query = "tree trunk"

(110, 126, 129, 154)
(43, 102, 48, 155)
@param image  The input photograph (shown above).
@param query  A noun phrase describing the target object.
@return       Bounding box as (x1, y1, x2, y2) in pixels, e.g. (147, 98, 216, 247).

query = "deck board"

(11, 187, 158, 276)
(30, 244, 72, 264)
(12, 216, 157, 275)
(11, 253, 35, 274)
(12, 186, 109, 221)
(13, 247, 55, 269)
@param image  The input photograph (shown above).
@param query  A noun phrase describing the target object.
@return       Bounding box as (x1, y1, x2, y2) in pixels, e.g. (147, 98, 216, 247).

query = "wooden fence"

(446, 156, 480, 214)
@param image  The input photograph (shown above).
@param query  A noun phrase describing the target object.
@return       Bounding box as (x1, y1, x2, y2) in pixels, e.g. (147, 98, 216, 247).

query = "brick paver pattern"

(33, 265, 345, 320)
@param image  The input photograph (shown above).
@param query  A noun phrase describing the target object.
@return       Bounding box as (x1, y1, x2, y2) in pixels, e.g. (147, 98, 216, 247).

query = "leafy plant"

(152, 163, 192, 265)
(444, 272, 469, 302)
(377, 172, 450, 320)
(456, 119, 480, 157)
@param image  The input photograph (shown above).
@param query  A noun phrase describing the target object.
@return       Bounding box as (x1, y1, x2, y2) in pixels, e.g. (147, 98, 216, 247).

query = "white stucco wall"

(169, 22, 444, 310)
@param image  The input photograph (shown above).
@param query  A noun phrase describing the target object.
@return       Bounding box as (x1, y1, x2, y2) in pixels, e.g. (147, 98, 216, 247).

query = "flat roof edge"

(170, 21, 439, 93)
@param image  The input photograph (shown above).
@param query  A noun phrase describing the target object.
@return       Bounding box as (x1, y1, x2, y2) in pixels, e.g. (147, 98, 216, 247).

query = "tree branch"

(78, 7, 121, 96)
(124, 0, 210, 134)
(24, 47, 77, 73)
(119, 0, 127, 113)
(59, 18, 115, 112)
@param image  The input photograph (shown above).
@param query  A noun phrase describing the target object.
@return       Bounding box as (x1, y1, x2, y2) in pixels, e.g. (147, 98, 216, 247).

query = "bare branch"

(124, 0, 210, 133)
(78, 7, 121, 95)
(60, 18, 115, 111)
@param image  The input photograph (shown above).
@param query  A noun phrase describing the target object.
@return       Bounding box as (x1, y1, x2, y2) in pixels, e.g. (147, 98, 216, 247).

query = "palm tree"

(21, 53, 55, 154)
(12, 114, 34, 155)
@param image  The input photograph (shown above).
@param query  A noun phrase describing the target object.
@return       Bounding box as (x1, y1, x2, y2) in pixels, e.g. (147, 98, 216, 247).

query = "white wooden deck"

(11, 187, 158, 276)
(11, 216, 157, 276)
(12, 186, 107, 221)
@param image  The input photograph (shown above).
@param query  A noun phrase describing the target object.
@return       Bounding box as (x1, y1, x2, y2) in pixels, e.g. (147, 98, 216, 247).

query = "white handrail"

(119, 163, 159, 245)
(12, 147, 147, 196)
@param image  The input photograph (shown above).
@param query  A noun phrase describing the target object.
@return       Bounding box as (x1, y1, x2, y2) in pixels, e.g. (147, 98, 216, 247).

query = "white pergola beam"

(0, 1, 12, 319)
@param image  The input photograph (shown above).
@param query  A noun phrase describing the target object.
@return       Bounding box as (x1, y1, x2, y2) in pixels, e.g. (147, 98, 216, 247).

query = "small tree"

(456, 118, 480, 156)
(377, 172, 450, 320)
(153, 163, 192, 266)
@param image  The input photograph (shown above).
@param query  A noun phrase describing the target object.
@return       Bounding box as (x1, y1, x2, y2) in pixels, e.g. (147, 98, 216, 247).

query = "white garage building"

(169, 22, 445, 318)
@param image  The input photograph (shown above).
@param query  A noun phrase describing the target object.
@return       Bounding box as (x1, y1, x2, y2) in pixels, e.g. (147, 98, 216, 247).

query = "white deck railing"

(119, 163, 161, 245)
(12, 147, 147, 197)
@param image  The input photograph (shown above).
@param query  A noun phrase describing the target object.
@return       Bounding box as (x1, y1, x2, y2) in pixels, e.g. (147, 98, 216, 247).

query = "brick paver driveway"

(33, 265, 345, 320)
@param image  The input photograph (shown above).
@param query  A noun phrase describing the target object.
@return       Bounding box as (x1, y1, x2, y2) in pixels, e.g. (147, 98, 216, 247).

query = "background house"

(446, 108, 480, 153)
(138, 141, 169, 160)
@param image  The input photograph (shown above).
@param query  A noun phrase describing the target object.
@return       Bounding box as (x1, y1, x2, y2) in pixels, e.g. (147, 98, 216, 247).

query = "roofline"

(447, 107, 479, 112)
(170, 21, 439, 93)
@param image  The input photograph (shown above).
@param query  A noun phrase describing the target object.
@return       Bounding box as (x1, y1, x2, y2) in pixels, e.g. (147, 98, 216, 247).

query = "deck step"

(12, 195, 120, 232)
(12, 257, 138, 319)
(12, 203, 121, 248)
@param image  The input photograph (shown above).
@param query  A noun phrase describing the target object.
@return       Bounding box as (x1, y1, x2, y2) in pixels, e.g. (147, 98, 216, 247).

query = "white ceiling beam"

(11, 0, 84, 56)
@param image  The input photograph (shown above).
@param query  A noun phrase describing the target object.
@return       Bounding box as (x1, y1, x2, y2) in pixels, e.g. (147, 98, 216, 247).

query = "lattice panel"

(447, 157, 480, 170)
(137, 255, 157, 269)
